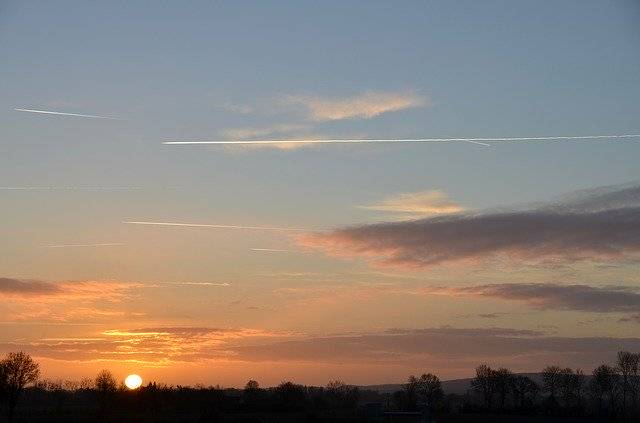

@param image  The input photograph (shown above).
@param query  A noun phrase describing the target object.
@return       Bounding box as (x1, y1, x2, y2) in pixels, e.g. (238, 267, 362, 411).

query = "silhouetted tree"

(616, 350, 639, 418)
(1, 351, 40, 422)
(326, 379, 359, 409)
(401, 375, 420, 410)
(274, 381, 306, 410)
(471, 365, 494, 410)
(242, 379, 262, 409)
(245, 380, 259, 391)
(541, 365, 563, 407)
(492, 368, 513, 411)
(590, 364, 618, 418)
(511, 375, 538, 410)
(415, 373, 443, 410)
(95, 369, 117, 412)
(558, 368, 585, 413)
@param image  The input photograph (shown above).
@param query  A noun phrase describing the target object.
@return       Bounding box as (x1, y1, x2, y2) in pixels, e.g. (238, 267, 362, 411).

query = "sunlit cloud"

(298, 184, 640, 269)
(282, 91, 428, 121)
(361, 189, 463, 218)
(0, 277, 143, 323)
(0, 278, 138, 300)
(5, 326, 639, 373)
(220, 124, 308, 140)
(14, 108, 119, 120)
(0, 326, 292, 367)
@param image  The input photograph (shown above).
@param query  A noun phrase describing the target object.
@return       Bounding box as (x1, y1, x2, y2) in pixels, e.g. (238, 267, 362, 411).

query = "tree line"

(1, 350, 639, 421)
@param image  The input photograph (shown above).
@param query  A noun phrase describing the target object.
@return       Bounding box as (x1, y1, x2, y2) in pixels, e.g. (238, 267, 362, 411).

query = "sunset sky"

(2, 0, 640, 387)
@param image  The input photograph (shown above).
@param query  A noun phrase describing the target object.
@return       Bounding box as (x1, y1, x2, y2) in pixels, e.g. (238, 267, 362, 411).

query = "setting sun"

(124, 374, 142, 390)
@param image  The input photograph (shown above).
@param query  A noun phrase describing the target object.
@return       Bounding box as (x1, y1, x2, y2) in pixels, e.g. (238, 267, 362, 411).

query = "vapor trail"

(42, 243, 125, 248)
(163, 134, 640, 146)
(250, 248, 298, 253)
(0, 186, 141, 191)
(169, 282, 231, 287)
(14, 108, 119, 120)
(123, 221, 310, 232)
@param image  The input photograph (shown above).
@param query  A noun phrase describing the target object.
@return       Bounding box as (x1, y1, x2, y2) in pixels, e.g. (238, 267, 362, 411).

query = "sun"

(124, 374, 142, 390)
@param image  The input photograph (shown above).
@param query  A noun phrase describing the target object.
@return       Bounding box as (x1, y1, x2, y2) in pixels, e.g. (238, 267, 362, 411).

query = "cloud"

(619, 314, 640, 324)
(227, 327, 640, 373)
(0, 277, 142, 323)
(6, 326, 639, 374)
(361, 190, 463, 218)
(0, 326, 289, 367)
(0, 277, 135, 300)
(426, 283, 640, 313)
(283, 91, 428, 121)
(220, 124, 308, 140)
(0, 278, 62, 296)
(299, 184, 640, 268)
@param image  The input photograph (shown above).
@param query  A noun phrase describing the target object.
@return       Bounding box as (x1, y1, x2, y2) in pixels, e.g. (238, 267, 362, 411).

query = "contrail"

(14, 108, 119, 120)
(41, 243, 125, 248)
(250, 248, 299, 253)
(123, 221, 310, 232)
(1, 186, 141, 191)
(163, 133, 640, 146)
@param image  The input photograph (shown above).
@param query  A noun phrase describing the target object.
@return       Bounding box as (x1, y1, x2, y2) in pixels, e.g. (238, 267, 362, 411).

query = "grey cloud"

(0, 278, 62, 295)
(299, 184, 640, 268)
(432, 283, 640, 313)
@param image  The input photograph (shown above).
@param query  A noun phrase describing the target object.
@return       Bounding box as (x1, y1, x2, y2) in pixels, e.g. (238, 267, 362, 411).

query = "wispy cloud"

(282, 91, 428, 121)
(220, 124, 308, 140)
(1, 326, 290, 367)
(14, 108, 119, 120)
(123, 221, 311, 232)
(361, 190, 463, 218)
(0, 277, 143, 323)
(425, 283, 640, 313)
(619, 314, 640, 324)
(298, 184, 640, 268)
(0, 278, 62, 296)
(6, 326, 640, 373)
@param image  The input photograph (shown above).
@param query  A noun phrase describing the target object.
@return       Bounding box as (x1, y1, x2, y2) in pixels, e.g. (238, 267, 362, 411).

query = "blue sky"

(1, 1, 640, 384)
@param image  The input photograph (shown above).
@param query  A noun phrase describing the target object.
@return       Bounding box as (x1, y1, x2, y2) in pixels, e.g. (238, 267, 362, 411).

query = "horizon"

(2, 0, 640, 390)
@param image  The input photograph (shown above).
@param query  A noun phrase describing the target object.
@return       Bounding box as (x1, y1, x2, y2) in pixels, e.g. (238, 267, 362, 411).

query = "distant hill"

(362, 373, 546, 396)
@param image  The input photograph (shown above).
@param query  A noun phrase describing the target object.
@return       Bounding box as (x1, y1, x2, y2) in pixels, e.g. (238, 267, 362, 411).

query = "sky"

(1, 0, 640, 387)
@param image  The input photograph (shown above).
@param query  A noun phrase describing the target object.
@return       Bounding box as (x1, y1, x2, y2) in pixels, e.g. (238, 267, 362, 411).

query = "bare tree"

(95, 369, 117, 412)
(542, 365, 563, 406)
(402, 375, 420, 410)
(558, 368, 585, 412)
(616, 351, 639, 417)
(492, 368, 513, 411)
(471, 365, 494, 410)
(0, 351, 40, 422)
(326, 379, 359, 409)
(511, 375, 539, 409)
(415, 373, 443, 410)
(590, 364, 618, 418)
